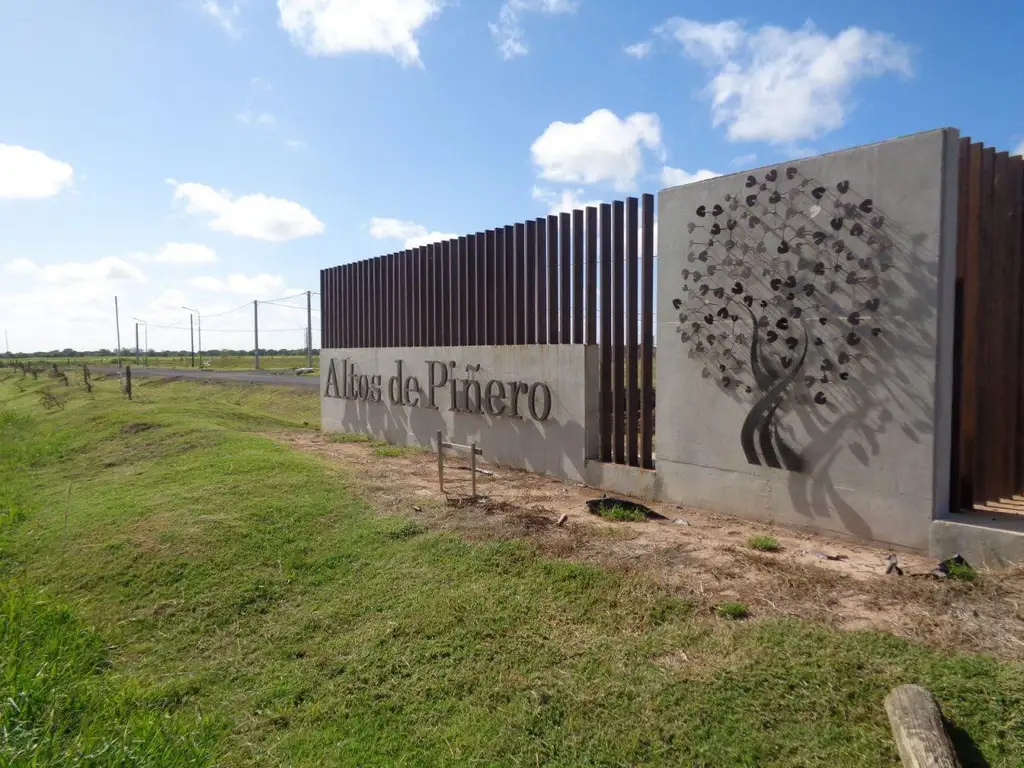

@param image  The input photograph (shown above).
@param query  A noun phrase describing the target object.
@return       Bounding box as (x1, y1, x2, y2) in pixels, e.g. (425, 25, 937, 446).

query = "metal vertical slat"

(986, 151, 1020, 499)
(959, 143, 983, 507)
(599, 203, 612, 461)
(466, 235, 477, 346)
(560, 212, 571, 343)
(640, 193, 656, 470)
(319, 269, 326, 349)
(587, 207, 598, 346)
(626, 197, 640, 467)
(486, 229, 498, 345)
(453, 238, 464, 346)
(341, 263, 350, 348)
(350, 263, 358, 348)
(548, 215, 559, 343)
(431, 243, 441, 347)
(322, 268, 330, 348)
(370, 258, 379, 349)
(525, 220, 537, 344)
(411, 248, 420, 347)
(389, 254, 398, 347)
(505, 225, 517, 344)
(514, 223, 526, 344)
(491, 230, 503, 348)
(1014, 157, 1024, 492)
(975, 147, 996, 502)
(572, 210, 584, 343)
(358, 264, 366, 350)
(419, 245, 429, 346)
(341, 265, 348, 348)
(441, 241, 452, 346)
(1007, 155, 1024, 494)
(612, 201, 626, 464)
(401, 251, 411, 347)
(475, 231, 487, 345)
(536, 217, 547, 344)
(336, 266, 344, 348)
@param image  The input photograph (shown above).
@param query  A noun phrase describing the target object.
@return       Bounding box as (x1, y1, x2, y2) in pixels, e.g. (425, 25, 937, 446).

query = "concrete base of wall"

(584, 460, 658, 500)
(930, 515, 1024, 569)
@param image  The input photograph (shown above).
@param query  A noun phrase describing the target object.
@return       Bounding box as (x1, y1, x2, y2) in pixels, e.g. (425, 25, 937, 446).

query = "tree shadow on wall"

(671, 166, 938, 539)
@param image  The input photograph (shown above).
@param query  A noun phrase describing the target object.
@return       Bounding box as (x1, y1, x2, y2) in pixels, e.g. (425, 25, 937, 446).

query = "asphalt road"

(93, 366, 321, 389)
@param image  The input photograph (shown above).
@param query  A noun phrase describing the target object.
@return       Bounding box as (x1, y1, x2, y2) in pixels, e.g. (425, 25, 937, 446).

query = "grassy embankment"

(17, 354, 318, 372)
(1, 368, 1021, 766)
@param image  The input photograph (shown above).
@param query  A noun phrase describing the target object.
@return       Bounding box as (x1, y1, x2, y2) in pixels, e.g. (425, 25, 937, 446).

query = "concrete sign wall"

(321, 345, 599, 482)
(656, 129, 960, 549)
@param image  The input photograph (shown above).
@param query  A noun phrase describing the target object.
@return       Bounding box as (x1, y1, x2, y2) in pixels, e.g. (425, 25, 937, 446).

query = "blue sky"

(1, 0, 1022, 352)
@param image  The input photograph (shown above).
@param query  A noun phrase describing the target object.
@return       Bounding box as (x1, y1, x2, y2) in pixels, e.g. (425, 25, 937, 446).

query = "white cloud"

(168, 179, 325, 242)
(661, 166, 720, 187)
(730, 152, 758, 167)
(131, 243, 219, 265)
(0, 144, 74, 200)
(531, 186, 602, 215)
(657, 18, 911, 144)
(490, 0, 577, 60)
(191, 273, 289, 296)
(236, 111, 277, 128)
(1014, 139, 1024, 157)
(285, 139, 307, 151)
(250, 75, 272, 89)
(4, 256, 145, 283)
(368, 217, 456, 248)
(624, 41, 653, 59)
(277, 0, 443, 66)
(201, 0, 242, 37)
(531, 109, 662, 191)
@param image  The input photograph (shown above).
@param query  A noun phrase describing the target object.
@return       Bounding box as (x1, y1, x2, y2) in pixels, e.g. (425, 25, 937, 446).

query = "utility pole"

(183, 306, 202, 369)
(189, 314, 195, 367)
(254, 300, 260, 370)
(306, 290, 313, 368)
(114, 296, 122, 368)
(132, 318, 148, 367)
(135, 323, 140, 364)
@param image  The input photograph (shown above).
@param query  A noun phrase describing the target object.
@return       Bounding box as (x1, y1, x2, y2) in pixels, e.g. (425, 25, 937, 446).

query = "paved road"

(94, 366, 321, 389)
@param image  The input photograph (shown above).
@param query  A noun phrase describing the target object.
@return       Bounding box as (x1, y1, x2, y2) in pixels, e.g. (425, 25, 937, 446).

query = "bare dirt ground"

(275, 431, 1024, 658)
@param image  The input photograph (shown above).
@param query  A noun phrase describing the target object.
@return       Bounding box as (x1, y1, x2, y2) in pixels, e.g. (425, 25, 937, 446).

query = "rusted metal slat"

(525, 220, 537, 344)
(515, 223, 526, 344)
(560, 212, 571, 344)
(455, 237, 466, 346)
(612, 200, 626, 464)
(959, 142, 983, 506)
(495, 229, 506, 346)
(599, 203, 612, 462)
(505, 222, 516, 342)
(486, 229, 497, 345)
(641, 193, 656, 469)
(474, 231, 487, 346)
(441, 241, 453, 346)
(626, 197, 640, 467)
(548, 214, 559, 343)
(536, 218, 547, 344)
(974, 147, 996, 501)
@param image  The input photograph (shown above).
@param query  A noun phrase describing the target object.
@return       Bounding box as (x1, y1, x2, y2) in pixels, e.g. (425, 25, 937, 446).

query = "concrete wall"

(655, 128, 960, 549)
(321, 345, 599, 483)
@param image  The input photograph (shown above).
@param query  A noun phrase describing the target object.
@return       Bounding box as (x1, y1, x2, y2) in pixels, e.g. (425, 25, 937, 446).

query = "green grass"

(716, 602, 750, 620)
(947, 562, 977, 582)
(1, 374, 1023, 766)
(372, 444, 406, 457)
(326, 432, 372, 444)
(9, 354, 319, 372)
(593, 502, 649, 522)
(747, 535, 781, 552)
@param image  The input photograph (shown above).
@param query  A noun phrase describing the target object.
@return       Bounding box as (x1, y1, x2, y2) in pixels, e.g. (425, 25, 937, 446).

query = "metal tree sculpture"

(672, 166, 891, 472)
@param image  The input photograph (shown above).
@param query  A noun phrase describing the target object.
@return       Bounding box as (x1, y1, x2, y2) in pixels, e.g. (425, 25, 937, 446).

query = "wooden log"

(884, 685, 961, 768)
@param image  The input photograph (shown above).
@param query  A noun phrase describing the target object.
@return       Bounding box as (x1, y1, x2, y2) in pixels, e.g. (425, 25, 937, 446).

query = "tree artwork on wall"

(672, 166, 893, 473)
